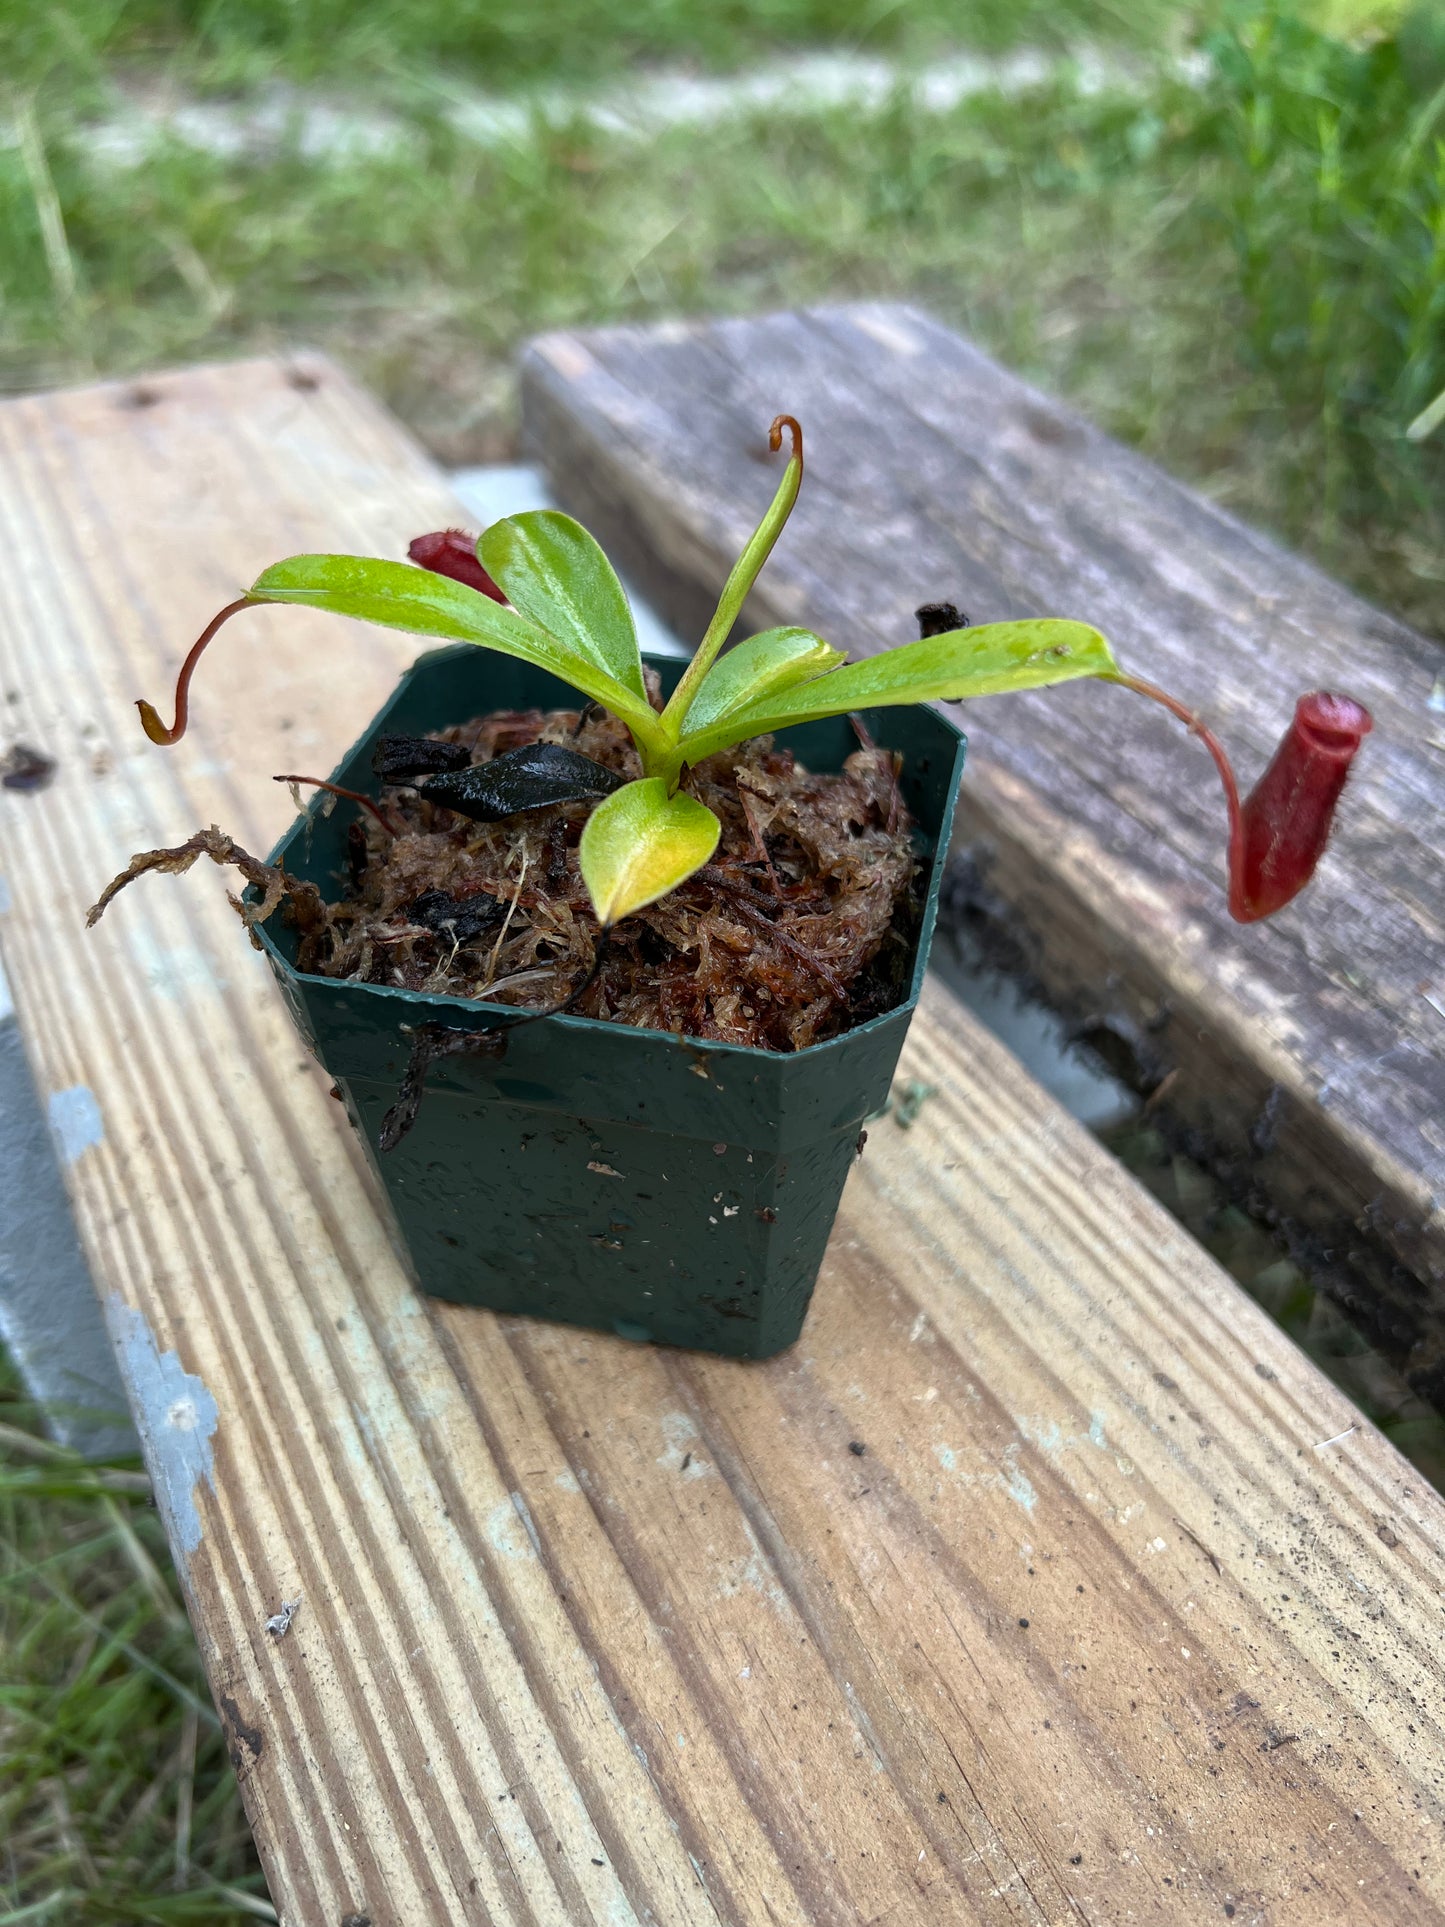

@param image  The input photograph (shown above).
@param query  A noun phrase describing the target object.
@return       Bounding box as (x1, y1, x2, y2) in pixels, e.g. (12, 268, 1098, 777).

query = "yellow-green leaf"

(675, 618, 1117, 768)
(247, 552, 667, 759)
(579, 779, 721, 925)
(659, 417, 804, 736)
(479, 511, 647, 702)
(679, 626, 843, 737)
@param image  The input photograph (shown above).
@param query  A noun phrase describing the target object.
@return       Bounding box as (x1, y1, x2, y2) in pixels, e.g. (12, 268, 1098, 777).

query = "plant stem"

(1105, 670, 1243, 878)
(657, 414, 804, 752)
(272, 774, 401, 837)
(137, 598, 255, 745)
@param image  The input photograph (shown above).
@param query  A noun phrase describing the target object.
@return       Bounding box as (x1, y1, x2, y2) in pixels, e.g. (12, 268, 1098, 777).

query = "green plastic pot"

(257, 647, 965, 1358)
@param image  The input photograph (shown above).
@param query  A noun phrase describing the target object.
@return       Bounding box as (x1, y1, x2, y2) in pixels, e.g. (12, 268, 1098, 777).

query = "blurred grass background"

(2, 0, 1444, 1916)
(3, 0, 1444, 630)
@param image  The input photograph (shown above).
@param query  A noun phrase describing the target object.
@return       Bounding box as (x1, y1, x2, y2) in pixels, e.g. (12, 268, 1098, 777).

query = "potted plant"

(90, 417, 1371, 1357)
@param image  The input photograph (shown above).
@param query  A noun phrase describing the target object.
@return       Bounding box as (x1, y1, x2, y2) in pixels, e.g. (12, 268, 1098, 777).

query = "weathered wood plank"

(517, 305, 1445, 1398)
(1, 356, 1443, 1924)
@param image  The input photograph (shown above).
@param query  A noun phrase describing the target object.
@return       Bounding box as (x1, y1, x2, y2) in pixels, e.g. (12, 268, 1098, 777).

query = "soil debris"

(265, 1595, 302, 1638)
(891, 1078, 939, 1128)
(2, 742, 57, 792)
(378, 1022, 513, 1152)
(306, 695, 921, 1052)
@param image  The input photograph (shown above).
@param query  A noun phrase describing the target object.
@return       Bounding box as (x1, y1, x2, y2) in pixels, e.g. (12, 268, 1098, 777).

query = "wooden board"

(2, 356, 1444, 1925)
(517, 305, 1445, 1399)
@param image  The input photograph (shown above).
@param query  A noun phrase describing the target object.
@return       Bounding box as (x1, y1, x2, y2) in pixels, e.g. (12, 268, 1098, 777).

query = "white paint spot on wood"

(1015, 1410, 1110, 1460)
(106, 1297, 218, 1559)
(266, 1595, 302, 1638)
(486, 1495, 536, 1561)
(48, 1084, 103, 1164)
(1001, 1443, 1036, 1513)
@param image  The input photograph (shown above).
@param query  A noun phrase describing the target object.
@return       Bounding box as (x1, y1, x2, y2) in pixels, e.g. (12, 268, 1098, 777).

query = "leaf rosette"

(132, 411, 1370, 928)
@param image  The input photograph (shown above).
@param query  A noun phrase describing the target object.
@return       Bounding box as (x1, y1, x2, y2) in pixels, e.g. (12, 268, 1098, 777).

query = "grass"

(10, 0, 1198, 99)
(1197, 6, 1445, 620)
(0, 1353, 269, 1923)
(2, 6, 1441, 629)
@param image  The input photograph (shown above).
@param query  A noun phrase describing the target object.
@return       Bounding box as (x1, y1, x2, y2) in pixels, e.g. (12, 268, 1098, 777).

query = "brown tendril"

(768, 414, 803, 464)
(378, 935, 609, 1151)
(273, 774, 401, 838)
(136, 597, 256, 745)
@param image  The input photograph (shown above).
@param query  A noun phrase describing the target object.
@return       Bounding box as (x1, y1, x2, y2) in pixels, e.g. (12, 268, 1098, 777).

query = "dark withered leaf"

(371, 734, 473, 782)
(420, 742, 622, 823)
(404, 887, 505, 941)
(915, 602, 969, 639)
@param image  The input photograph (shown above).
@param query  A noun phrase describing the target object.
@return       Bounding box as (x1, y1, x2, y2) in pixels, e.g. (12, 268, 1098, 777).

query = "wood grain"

(516, 305, 1445, 1398)
(1, 356, 1443, 1925)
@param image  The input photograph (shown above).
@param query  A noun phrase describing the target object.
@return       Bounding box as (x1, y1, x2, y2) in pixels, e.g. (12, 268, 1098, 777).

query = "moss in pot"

(90, 416, 1373, 1357)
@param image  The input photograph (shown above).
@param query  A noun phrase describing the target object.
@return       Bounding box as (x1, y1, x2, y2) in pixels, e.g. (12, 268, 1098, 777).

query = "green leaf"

(675, 619, 1118, 767)
(579, 778, 721, 924)
(679, 626, 844, 736)
(659, 418, 804, 737)
(478, 511, 647, 702)
(248, 553, 667, 758)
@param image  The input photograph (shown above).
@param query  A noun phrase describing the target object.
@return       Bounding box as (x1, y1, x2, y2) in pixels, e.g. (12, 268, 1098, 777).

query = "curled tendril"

(136, 597, 256, 745)
(273, 774, 401, 837)
(769, 414, 803, 464)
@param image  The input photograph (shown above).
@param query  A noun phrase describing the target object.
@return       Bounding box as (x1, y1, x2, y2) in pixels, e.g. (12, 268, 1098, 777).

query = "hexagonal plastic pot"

(256, 646, 965, 1358)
